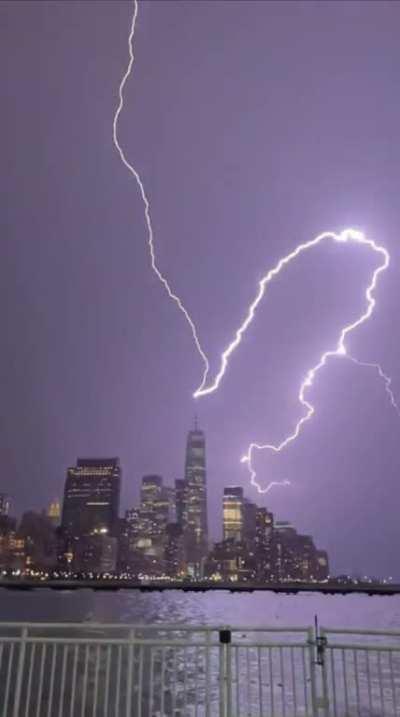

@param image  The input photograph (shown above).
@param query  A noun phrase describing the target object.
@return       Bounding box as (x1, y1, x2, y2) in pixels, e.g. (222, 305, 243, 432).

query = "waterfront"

(1, 590, 400, 715)
(1, 588, 399, 629)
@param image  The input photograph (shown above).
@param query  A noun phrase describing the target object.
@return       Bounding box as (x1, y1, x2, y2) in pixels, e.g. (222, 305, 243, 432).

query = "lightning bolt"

(114, 3, 397, 495)
(208, 228, 392, 494)
(112, 0, 209, 388)
(347, 356, 400, 417)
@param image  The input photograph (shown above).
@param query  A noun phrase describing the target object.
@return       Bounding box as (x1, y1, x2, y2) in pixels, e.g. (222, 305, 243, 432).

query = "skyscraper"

(61, 458, 121, 539)
(140, 475, 163, 510)
(242, 498, 257, 547)
(137, 474, 173, 548)
(0, 494, 10, 516)
(182, 422, 208, 570)
(255, 506, 274, 580)
(175, 479, 186, 527)
(47, 499, 61, 527)
(164, 522, 184, 578)
(223, 486, 244, 542)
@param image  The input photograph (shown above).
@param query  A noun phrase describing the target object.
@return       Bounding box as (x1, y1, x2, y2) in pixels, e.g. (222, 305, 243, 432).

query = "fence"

(319, 627, 400, 716)
(0, 622, 399, 715)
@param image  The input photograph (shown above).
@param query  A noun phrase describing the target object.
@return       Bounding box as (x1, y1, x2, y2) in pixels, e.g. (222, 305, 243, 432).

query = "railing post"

(309, 622, 330, 717)
(318, 629, 330, 717)
(126, 628, 134, 716)
(219, 629, 232, 717)
(308, 626, 319, 716)
(13, 626, 28, 717)
(205, 630, 211, 717)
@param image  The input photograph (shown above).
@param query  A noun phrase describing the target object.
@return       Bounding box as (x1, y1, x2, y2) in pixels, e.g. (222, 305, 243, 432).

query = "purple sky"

(2, 0, 400, 578)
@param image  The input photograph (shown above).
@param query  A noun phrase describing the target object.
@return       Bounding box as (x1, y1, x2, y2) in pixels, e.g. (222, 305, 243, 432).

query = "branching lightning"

(114, 2, 397, 495)
(193, 228, 394, 494)
(347, 356, 400, 417)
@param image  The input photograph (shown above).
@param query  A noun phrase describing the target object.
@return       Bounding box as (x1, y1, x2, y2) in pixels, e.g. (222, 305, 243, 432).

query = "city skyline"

(2, 0, 400, 581)
(0, 422, 331, 584)
(0, 400, 397, 582)
(0, 404, 396, 580)
(0, 420, 320, 543)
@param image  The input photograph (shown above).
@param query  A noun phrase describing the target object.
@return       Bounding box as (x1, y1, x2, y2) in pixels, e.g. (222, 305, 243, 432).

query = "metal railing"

(319, 627, 400, 716)
(0, 622, 399, 716)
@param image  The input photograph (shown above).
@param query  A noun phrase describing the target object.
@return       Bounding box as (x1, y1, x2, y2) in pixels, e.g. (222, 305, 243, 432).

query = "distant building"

(242, 499, 257, 547)
(223, 487, 244, 542)
(120, 475, 175, 575)
(0, 493, 10, 516)
(61, 458, 121, 539)
(255, 506, 274, 580)
(0, 532, 25, 571)
(140, 475, 172, 532)
(47, 500, 61, 527)
(205, 538, 256, 582)
(273, 521, 296, 581)
(164, 522, 185, 578)
(18, 511, 57, 570)
(0, 513, 16, 538)
(140, 474, 163, 509)
(125, 507, 140, 534)
(175, 479, 186, 527)
(74, 534, 117, 574)
(272, 521, 328, 582)
(137, 475, 173, 548)
(209, 485, 329, 585)
(0, 511, 23, 571)
(0, 497, 23, 570)
(206, 487, 260, 581)
(181, 423, 208, 573)
(255, 507, 273, 541)
(117, 513, 136, 573)
(315, 550, 329, 581)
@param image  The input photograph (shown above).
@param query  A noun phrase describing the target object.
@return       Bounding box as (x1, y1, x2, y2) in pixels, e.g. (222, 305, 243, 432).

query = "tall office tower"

(175, 479, 186, 528)
(255, 507, 273, 545)
(223, 486, 244, 542)
(140, 475, 163, 510)
(242, 499, 257, 547)
(47, 499, 61, 527)
(315, 550, 329, 581)
(0, 494, 10, 516)
(0, 495, 16, 557)
(255, 507, 274, 581)
(134, 475, 175, 564)
(61, 458, 121, 539)
(183, 423, 208, 569)
(139, 475, 172, 534)
(164, 522, 184, 578)
(125, 507, 140, 532)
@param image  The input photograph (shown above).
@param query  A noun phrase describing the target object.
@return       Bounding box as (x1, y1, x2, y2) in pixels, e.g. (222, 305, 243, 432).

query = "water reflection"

(1, 589, 399, 629)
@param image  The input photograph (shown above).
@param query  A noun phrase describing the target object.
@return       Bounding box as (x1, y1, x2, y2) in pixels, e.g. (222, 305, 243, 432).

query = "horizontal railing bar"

(326, 643, 400, 652)
(0, 637, 219, 647)
(0, 636, 311, 649)
(231, 642, 309, 648)
(0, 621, 312, 633)
(321, 627, 400, 637)
(3, 635, 399, 651)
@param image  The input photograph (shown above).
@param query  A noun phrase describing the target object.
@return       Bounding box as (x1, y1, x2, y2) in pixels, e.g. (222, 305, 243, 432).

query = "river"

(1, 587, 399, 628)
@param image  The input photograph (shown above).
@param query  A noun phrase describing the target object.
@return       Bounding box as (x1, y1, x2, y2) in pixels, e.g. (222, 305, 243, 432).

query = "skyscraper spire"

(194, 414, 198, 431)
